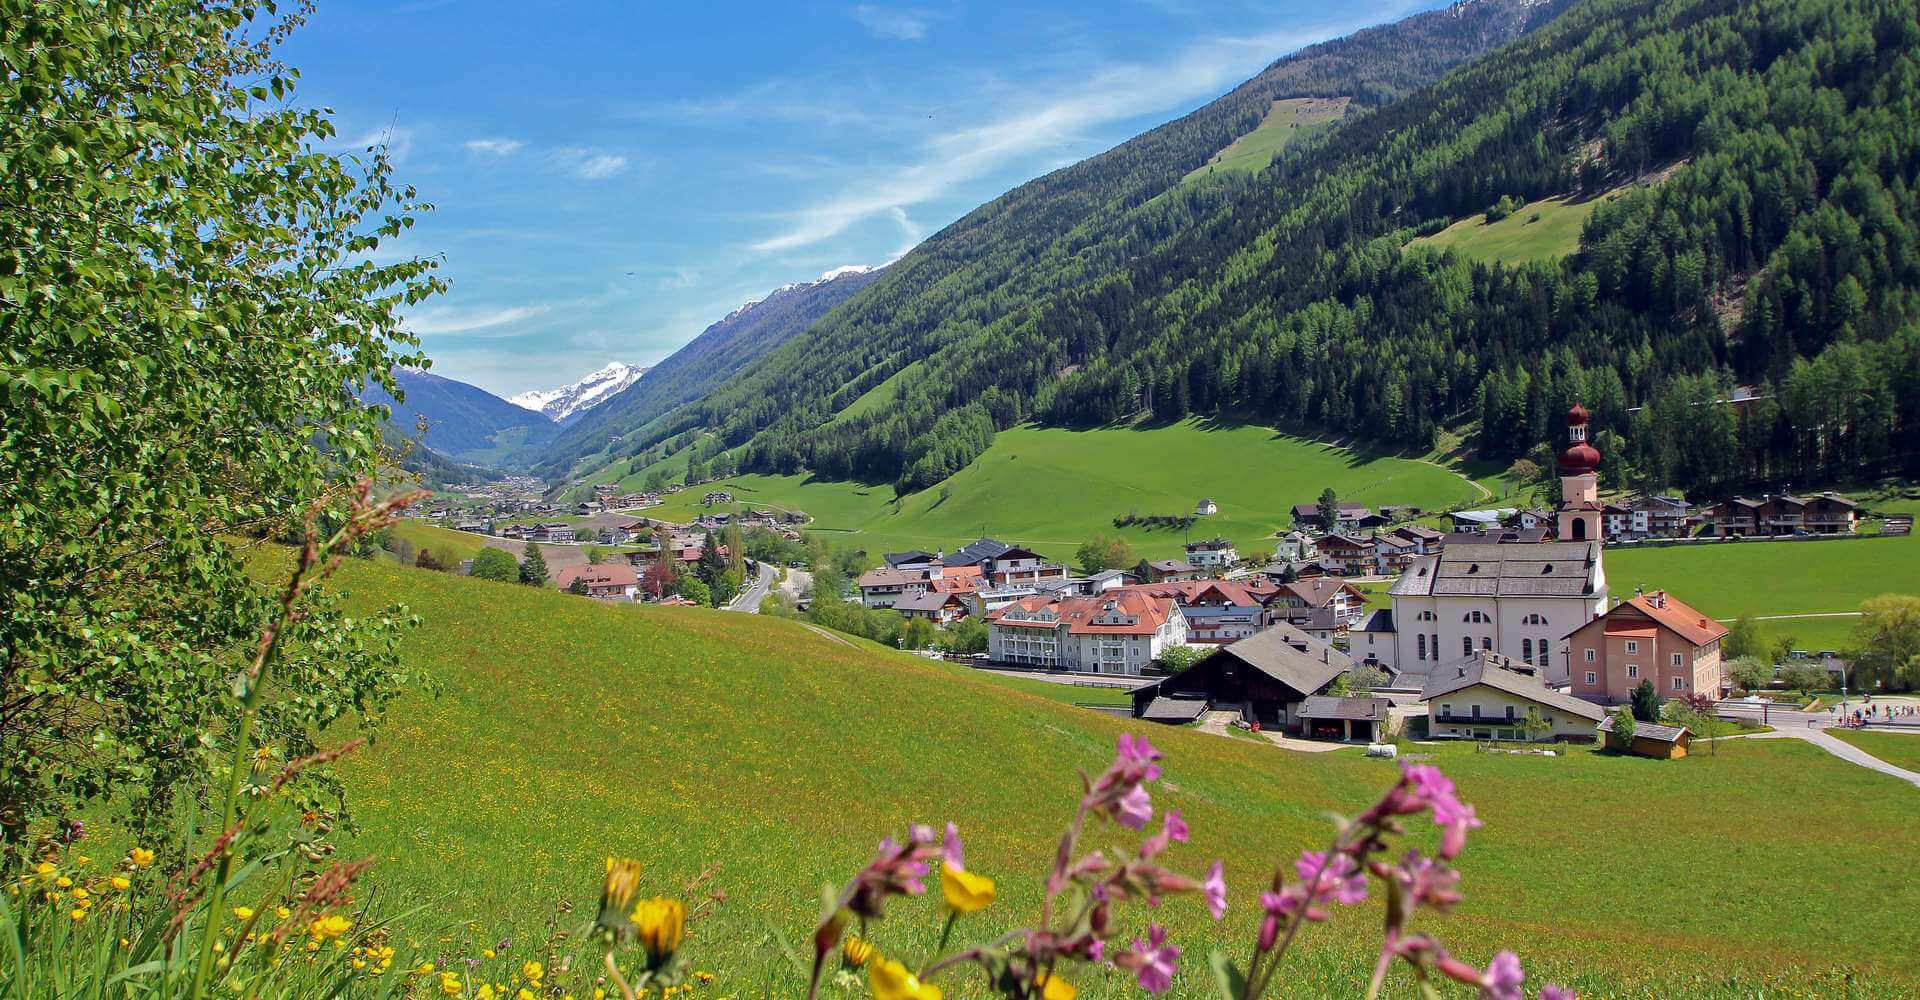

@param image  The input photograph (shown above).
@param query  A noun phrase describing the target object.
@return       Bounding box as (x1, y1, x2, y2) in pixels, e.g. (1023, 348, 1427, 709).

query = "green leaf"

(1209, 950, 1249, 1000)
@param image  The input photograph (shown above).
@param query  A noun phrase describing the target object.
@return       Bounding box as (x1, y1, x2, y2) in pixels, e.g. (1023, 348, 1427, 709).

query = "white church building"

(1382, 405, 1611, 686)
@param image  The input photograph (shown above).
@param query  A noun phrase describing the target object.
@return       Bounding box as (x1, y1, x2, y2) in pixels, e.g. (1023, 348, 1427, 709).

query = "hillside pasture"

(637, 419, 1485, 561)
(320, 558, 1920, 997)
(1181, 97, 1350, 184)
(1412, 193, 1615, 266)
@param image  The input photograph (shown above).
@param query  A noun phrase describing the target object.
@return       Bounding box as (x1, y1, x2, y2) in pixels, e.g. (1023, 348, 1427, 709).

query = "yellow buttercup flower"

(521, 961, 543, 981)
(129, 848, 155, 868)
(309, 914, 353, 940)
(869, 957, 943, 1000)
(232, 906, 255, 921)
(631, 896, 685, 965)
(438, 971, 463, 996)
(841, 934, 875, 968)
(110, 876, 130, 890)
(939, 862, 995, 914)
(482, 948, 496, 959)
(1036, 973, 1077, 1000)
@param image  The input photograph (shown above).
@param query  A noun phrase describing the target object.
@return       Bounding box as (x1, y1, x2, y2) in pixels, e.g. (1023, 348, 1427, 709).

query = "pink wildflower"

(1202, 860, 1227, 920)
(1478, 951, 1525, 1000)
(846, 826, 940, 919)
(1115, 784, 1153, 830)
(1541, 986, 1577, 1000)
(1394, 852, 1462, 913)
(1119, 924, 1179, 994)
(1139, 807, 1188, 857)
(1295, 850, 1367, 906)
(942, 822, 965, 870)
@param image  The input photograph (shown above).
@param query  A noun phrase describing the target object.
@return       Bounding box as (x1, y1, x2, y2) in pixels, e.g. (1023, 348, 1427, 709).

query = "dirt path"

(1411, 457, 1493, 503)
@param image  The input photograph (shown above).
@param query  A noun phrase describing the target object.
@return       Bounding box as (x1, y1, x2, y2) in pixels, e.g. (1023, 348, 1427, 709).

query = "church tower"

(1556, 404, 1603, 542)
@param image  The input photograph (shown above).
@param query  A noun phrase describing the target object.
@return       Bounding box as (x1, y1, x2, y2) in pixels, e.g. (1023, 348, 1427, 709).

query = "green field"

(317, 558, 1920, 996)
(629, 419, 1490, 561)
(1830, 728, 1920, 773)
(1606, 532, 1920, 651)
(1412, 194, 1617, 267)
(1182, 97, 1349, 184)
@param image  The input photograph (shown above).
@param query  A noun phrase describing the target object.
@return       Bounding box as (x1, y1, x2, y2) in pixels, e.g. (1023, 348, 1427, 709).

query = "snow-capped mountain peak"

(509, 361, 649, 423)
(722, 264, 875, 323)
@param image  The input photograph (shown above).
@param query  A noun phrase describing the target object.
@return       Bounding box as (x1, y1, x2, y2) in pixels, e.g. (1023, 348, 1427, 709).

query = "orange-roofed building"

(1566, 590, 1730, 705)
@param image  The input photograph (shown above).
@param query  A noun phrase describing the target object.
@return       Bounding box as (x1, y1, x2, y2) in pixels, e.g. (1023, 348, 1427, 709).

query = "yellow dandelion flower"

(75, 855, 91, 866)
(54, 876, 72, 889)
(596, 858, 644, 938)
(129, 848, 155, 868)
(278, 906, 292, 920)
(522, 960, 543, 981)
(232, 906, 254, 921)
(70, 908, 86, 921)
(110, 876, 130, 890)
(842, 935, 875, 968)
(483, 948, 496, 959)
(1035, 973, 1077, 1000)
(631, 897, 685, 966)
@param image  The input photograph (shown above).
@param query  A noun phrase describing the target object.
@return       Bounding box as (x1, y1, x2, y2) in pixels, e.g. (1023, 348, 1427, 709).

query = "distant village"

(406, 407, 1906, 756)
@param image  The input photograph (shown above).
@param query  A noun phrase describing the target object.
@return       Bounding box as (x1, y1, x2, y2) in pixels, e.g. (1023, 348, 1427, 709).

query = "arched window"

(1417, 610, 1436, 622)
(1522, 638, 1533, 661)
(1462, 636, 1474, 657)
(1417, 634, 1427, 660)
(1521, 613, 1547, 626)
(1463, 610, 1491, 624)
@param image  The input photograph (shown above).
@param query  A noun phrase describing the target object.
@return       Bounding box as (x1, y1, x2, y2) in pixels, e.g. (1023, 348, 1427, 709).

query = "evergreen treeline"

(641, 0, 1920, 499)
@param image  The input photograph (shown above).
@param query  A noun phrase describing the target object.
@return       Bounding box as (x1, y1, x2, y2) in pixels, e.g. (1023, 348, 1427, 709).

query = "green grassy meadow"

(632, 419, 1487, 561)
(1606, 532, 1920, 650)
(1829, 728, 1920, 773)
(318, 558, 1920, 996)
(1412, 194, 1616, 267)
(829, 361, 924, 426)
(1181, 97, 1349, 184)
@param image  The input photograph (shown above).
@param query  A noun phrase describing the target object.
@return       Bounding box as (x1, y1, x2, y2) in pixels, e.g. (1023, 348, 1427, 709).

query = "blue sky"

(284, 0, 1430, 397)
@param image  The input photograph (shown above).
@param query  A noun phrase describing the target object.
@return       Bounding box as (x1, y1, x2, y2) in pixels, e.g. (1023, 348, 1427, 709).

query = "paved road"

(1740, 728, 1920, 789)
(729, 561, 777, 612)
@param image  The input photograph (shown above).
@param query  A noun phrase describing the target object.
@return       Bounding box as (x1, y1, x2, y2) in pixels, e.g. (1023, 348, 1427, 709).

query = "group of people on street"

(1833, 698, 1919, 729)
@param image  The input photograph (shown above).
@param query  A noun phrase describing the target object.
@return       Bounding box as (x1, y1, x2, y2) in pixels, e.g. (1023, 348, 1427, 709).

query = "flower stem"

(604, 950, 639, 1000)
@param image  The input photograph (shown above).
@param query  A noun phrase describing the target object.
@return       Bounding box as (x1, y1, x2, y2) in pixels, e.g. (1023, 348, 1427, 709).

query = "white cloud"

(552, 147, 630, 180)
(464, 137, 525, 156)
(749, 10, 1407, 253)
(333, 125, 416, 164)
(852, 5, 933, 40)
(403, 303, 547, 337)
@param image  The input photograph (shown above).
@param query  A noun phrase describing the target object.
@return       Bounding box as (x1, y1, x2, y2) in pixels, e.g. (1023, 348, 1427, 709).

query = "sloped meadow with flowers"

(21, 527, 1905, 999)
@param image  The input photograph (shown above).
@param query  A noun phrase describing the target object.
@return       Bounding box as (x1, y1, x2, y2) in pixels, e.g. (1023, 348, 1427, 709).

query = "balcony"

(1431, 713, 1522, 727)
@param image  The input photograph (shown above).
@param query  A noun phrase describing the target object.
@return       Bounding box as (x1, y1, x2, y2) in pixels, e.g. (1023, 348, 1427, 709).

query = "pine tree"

(519, 542, 550, 586)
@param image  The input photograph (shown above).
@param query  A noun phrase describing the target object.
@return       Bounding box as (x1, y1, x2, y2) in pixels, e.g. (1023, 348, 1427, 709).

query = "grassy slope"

(327, 558, 1920, 996)
(1180, 97, 1349, 184)
(631, 419, 1484, 561)
(1829, 729, 1920, 773)
(828, 361, 923, 426)
(1412, 194, 1617, 266)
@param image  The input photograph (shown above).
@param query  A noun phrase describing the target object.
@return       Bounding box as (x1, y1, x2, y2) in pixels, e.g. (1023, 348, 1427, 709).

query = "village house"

(1295, 696, 1392, 743)
(1710, 493, 1855, 537)
(943, 538, 1070, 587)
(1420, 652, 1606, 741)
(1272, 530, 1314, 562)
(702, 491, 733, 506)
(1116, 580, 1277, 645)
(893, 590, 971, 624)
(1388, 523, 1446, 554)
(1195, 498, 1219, 516)
(1447, 508, 1517, 532)
(1264, 578, 1369, 631)
(1352, 608, 1397, 674)
(525, 523, 577, 543)
(1128, 624, 1351, 730)
(984, 591, 1187, 675)
(1291, 501, 1381, 532)
(1183, 537, 1237, 569)
(1311, 533, 1375, 576)
(552, 563, 641, 600)
(575, 500, 604, 516)
(856, 567, 931, 608)
(1143, 559, 1200, 583)
(1566, 589, 1728, 704)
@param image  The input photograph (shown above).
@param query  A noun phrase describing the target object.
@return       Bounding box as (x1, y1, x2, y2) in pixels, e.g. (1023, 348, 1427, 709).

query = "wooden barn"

(1598, 717, 1692, 759)
(1130, 624, 1351, 732)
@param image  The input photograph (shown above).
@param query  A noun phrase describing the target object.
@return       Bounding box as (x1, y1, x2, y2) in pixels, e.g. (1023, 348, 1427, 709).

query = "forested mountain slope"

(532, 265, 882, 478)
(359, 366, 557, 466)
(534, 0, 1562, 482)
(623, 0, 1920, 500)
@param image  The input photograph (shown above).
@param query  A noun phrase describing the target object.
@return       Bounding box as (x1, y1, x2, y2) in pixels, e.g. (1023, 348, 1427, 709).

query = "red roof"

(985, 591, 1177, 635)
(1576, 590, 1728, 647)
(554, 564, 639, 590)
